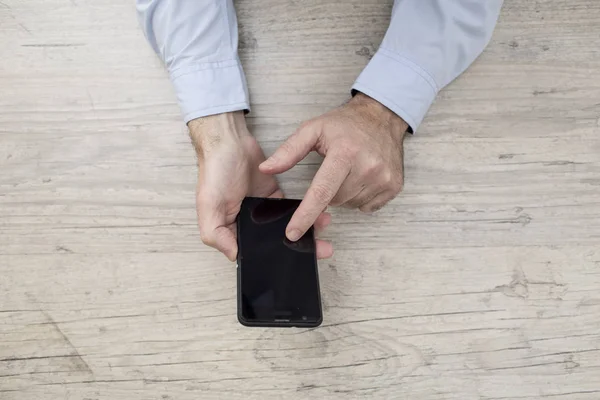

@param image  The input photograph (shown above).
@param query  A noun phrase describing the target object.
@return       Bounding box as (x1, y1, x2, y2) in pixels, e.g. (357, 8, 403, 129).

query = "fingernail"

(287, 229, 302, 242)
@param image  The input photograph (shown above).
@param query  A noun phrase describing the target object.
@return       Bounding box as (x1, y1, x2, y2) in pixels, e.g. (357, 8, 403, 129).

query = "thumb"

(197, 199, 239, 262)
(260, 122, 320, 174)
(210, 226, 238, 262)
(200, 223, 238, 262)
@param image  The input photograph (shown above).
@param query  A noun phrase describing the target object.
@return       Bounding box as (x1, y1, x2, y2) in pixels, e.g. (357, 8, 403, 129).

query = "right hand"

(190, 111, 333, 262)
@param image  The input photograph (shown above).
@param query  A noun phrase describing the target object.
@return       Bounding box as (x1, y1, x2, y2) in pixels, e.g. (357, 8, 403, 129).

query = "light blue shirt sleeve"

(353, 0, 504, 131)
(137, 0, 503, 131)
(136, 0, 249, 123)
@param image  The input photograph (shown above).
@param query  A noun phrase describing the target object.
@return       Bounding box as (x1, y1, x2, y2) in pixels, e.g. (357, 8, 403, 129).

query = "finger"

(314, 212, 332, 234)
(343, 186, 382, 209)
(287, 153, 351, 241)
(268, 189, 285, 199)
(212, 226, 238, 261)
(200, 224, 237, 262)
(359, 190, 396, 214)
(197, 196, 238, 261)
(329, 166, 367, 206)
(330, 180, 364, 207)
(259, 122, 320, 174)
(316, 239, 334, 259)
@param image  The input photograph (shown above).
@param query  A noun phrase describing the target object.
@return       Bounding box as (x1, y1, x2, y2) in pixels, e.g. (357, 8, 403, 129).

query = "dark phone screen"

(238, 197, 321, 324)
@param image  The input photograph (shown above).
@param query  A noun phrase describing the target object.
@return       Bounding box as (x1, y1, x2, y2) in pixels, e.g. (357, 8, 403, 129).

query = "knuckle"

(369, 200, 388, 213)
(333, 157, 352, 173)
(199, 232, 215, 247)
(359, 204, 377, 214)
(329, 152, 354, 173)
(336, 141, 359, 159)
(371, 203, 385, 213)
(279, 140, 296, 155)
(379, 168, 394, 187)
(364, 158, 383, 177)
(310, 184, 334, 204)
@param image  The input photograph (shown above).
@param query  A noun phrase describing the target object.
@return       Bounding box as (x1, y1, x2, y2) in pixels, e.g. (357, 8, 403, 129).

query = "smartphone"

(236, 197, 323, 328)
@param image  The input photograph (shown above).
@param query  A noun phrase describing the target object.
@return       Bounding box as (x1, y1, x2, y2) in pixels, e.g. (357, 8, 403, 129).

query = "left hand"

(259, 92, 409, 242)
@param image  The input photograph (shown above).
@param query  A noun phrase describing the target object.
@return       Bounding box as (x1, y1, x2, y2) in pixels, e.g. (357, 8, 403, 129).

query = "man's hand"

(190, 111, 333, 261)
(259, 93, 408, 242)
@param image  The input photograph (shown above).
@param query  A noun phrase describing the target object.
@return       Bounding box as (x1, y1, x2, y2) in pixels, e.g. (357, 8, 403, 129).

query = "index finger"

(286, 153, 350, 241)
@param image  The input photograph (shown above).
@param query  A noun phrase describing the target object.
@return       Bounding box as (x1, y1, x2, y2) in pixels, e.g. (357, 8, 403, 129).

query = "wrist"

(188, 111, 250, 156)
(350, 92, 409, 136)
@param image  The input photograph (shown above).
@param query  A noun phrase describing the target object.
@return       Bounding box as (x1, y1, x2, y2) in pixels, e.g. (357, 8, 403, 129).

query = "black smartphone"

(236, 197, 323, 328)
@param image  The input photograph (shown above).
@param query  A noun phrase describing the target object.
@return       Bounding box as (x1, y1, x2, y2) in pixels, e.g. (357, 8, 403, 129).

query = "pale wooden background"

(1, 0, 600, 399)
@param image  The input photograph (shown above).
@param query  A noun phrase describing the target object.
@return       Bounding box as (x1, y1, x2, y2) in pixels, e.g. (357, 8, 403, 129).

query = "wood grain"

(1, 0, 599, 399)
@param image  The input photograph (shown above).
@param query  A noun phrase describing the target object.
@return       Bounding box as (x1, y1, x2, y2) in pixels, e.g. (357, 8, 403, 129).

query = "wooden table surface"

(1, 0, 600, 399)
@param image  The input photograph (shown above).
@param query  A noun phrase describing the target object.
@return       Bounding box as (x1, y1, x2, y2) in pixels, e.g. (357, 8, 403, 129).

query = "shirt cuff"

(352, 48, 439, 133)
(169, 58, 250, 123)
